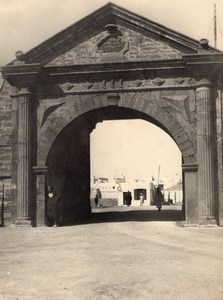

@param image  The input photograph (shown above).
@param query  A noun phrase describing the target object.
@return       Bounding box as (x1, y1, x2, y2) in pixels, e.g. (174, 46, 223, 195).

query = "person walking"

(47, 185, 61, 227)
(154, 186, 164, 213)
(94, 194, 99, 208)
(140, 192, 144, 206)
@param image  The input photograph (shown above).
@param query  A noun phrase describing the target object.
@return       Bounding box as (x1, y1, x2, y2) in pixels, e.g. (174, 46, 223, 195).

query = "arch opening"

(45, 106, 185, 225)
(90, 118, 184, 222)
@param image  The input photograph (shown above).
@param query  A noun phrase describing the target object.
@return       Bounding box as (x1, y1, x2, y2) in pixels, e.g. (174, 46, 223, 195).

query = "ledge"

(32, 166, 48, 174)
(182, 163, 198, 172)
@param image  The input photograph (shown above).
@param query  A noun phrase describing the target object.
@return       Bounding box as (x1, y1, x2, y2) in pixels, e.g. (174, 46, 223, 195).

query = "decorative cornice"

(182, 53, 223, 77)
(1, 54, 222, 91)
(0, 63, 42, 89)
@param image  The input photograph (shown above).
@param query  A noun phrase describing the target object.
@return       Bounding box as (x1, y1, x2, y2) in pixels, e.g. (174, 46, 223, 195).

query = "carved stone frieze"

(152, 77, 165, 86)
(175, 77, 185, 84)
(59, 77, 197, 93)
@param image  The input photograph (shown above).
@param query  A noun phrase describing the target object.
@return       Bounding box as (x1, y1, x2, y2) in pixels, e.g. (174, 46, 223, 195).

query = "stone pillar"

(15, 88, 32, 226)
(33, 166, 47, 227)
(196, 79, 216, 224)
(182, 163, 198, 224)
(215, 88, 223, 226)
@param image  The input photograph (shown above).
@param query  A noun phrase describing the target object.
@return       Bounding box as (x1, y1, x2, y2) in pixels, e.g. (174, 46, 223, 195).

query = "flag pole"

(214, 3, 217, 48)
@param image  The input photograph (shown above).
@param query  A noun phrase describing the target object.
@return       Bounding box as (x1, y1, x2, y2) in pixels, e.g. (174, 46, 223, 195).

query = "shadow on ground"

(62, 207, 185, 227)
(90, 209, 184, 223)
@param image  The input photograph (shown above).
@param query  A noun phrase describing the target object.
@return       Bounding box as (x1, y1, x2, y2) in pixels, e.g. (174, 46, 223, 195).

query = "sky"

(0, 0, 223, 66)
(0, 0, 222, 184)
(90, 120, 182, 184)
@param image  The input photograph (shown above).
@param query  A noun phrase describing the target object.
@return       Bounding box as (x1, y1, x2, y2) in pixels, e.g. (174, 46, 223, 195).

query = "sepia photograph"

(0, 0, 223, 299)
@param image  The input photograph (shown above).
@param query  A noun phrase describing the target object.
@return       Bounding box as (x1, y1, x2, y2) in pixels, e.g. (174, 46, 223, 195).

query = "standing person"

(126, 190, 132, 207)
(154, 186, 164, 213)
(47, 185, 61, 227)
(140, 192, 144, 206)
(94, 194, 99, 208)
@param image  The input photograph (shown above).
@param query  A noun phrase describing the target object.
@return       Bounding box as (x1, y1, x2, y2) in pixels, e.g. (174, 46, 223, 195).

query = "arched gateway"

(1, 3, 223, 226)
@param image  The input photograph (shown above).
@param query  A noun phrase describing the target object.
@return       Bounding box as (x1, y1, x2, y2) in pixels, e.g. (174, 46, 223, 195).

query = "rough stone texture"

(0, 78, 12, 224)
(215, 88, 223, 226)
(47, 25, 184, 66)
(0, 79, 12, 177)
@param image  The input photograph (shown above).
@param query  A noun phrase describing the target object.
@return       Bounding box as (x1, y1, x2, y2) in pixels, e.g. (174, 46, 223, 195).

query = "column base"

(15, 217, 32, 227)
(199, 216, 217, 226)
(36, 223, 47, 227)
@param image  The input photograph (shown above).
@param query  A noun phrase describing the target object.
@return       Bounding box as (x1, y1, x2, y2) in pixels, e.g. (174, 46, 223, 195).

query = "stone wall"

(0, 78, 12, 177)
(0, 77, 12, 224)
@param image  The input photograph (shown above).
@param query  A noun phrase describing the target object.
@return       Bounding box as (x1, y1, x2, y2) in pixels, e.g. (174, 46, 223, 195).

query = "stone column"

(33, 166, 47, 227)
(15, 88, 32, 226)
(216, 88, 223, 226)
(196, 79, 216, 224)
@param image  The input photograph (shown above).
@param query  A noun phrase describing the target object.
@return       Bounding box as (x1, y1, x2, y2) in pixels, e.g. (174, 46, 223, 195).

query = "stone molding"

(32, 166, 48, 174)
(182, 163, 198, 172)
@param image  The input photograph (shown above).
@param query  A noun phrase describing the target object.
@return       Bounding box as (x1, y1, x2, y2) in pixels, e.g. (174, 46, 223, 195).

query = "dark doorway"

(134, 189, 147, 200)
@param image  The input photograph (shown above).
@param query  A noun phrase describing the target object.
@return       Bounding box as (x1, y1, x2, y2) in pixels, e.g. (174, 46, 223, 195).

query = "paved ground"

(1, 206, 223, 300)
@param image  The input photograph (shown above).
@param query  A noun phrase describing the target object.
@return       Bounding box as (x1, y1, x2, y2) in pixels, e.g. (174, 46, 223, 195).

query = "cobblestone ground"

(1, 206, 223, 300)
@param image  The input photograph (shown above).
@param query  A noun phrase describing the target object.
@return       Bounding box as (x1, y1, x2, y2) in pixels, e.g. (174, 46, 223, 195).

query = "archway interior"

(46, 106, 182, 224)
(91, 119, 182, 184)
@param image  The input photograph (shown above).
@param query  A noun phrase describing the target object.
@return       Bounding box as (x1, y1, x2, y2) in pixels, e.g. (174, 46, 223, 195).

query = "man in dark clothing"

(155, 186, 164, 213)
(126, 191, 132, 207)
(94, 194, 99, 207)
(47, 185, 61, 227)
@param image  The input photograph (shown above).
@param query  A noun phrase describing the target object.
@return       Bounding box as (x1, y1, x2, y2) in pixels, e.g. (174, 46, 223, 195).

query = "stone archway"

(34, 88, 198, 226)
(38, 91, 196, 166)
(1, 3, 222, 227)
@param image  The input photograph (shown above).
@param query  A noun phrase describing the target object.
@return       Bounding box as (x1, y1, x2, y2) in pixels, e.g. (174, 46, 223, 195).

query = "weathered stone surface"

(47, 25, 183, 66)
(0, 80, 12, 178)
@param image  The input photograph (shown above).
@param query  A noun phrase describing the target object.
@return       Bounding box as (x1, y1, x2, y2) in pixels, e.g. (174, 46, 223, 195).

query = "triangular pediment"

(10, 3, 220, 66)
(46, 23, 185, 66)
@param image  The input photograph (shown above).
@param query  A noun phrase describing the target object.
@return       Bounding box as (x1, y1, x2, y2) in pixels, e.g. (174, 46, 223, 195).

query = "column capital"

(18, 87, 32, 96)
(195, 78, 212, 89)
(10, 87, 32, 98)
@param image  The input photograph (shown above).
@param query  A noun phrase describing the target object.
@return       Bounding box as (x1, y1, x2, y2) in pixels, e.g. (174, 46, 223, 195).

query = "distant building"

(164, 181, 183, 203)
(91, 176, 158, 206)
